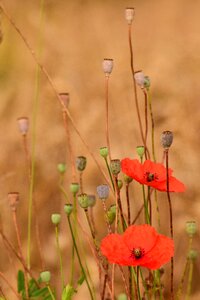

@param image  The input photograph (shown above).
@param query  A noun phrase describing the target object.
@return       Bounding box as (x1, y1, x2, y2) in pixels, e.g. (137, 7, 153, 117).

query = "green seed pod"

(188, 249, 198, 261)
(117, 179, 123, 190)
(97, 184, 109, 200)
(110, 159, 121, 176)
(76, 156, 87, 172)
(106, 206, 116, 225)
(118, 293, 128, 300)
(78, 193, 89, 209)
(100, 146, 109, 158)
(57, 163, 66, 174)
(161, 131, 173, 149)
(136, 146, 145, 159)
(144, 76, 151, 89)
(64, 203, 73, 216)
(186, 221, 197, 237)
(51, 213, 61, 225)
(70, 183, 79, 195)
(109, 204, 116, 214)
(40, 271, 51, 283)
(123, 174, 133, 184)
(88, 195, 96, 207)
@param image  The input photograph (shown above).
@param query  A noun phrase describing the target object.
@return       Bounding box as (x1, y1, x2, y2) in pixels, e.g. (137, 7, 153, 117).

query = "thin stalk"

(27, 0, 45, 270)
(142, 185, 150, 224)
(146, 89, 156, 162)
(185, 261, 194, 300)
(0, 271, 20, 299)
(114, 176, 127, 231)
(119, 266, 131, 300)
(136, 267, 142, 300)
(67, 216, 94, 299)
(79, 171, 83, 193)
(132, 204, 144, 225)
(104, 157, 115, 192)
(55, 225, 64, 289)
(131, 267, 138, 300)
(126, 183, 131, 226)
(139, 268, 150, 300)
(143, 89, 150, 159)
(165, 149, 174, 299)
(128, 267, 133, 300)
(102, 199, 112, 233)
(105, 75, 112, 161)
(69, 193, 77, 285)
(147, 187, 152, 225)
(0, 3, 111, 189)
(154, 190, 161, 230)
(47, 285, 56, 300)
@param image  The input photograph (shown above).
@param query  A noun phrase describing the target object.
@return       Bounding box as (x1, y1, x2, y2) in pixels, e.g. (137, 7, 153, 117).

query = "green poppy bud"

(40, 271, 51, 283)
(117, 179, 123, 190)
(51, 213, 61, 225)
(57, 163, 66, 174)
(136, 146, 145, 159)
(70, 183, 79, 195)
(186, 221, 197, 237)
(78, 193, 89, 209)
(100, 146, 109, 158)
(76, 156, 87, 172)
(188, 249, 198, 261)
(88, 195, 96, 207)
(106, 205, 116, 225)
(161, 131, 173, 149)
(118, 293, 128, 300)
(64, 203, 73, 216)
(110, 159, 121, 176)
(123, 174, 133, 184)
(97, 184, 109, 200)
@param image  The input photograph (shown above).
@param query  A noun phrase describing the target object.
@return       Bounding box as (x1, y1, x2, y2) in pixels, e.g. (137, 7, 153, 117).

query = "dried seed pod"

(59, 93, 70, 108)
(125, 7, 135, 24)
(134, 71, 145, 88)
(97, 184, 109, 200)
(88, 195, 96, 207)
(102, 59, 113, 76)
(17, 117, 29, 135)
(161, 131, 173, 149)
(8, 192, 19, 211)
(78, 193, 89, 209)
(110, 159, 121, 176)
(76, 156, 87, 172)
(123, 174, 133, 184)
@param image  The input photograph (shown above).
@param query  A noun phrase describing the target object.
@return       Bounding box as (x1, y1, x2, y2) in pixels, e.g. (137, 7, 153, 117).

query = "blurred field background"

(0, 0, 199, 299)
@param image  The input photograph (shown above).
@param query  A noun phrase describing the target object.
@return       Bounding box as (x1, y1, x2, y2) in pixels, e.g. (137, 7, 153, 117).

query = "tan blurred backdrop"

(0, 0, 199, 299)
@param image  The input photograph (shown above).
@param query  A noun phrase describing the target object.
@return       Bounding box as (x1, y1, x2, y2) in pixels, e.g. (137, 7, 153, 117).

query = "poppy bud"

(70, 183, 79, 195)
(51, 213, 61, 225)
(186, 221, 197, 237)
(123, 174, 133, 184)
(76, 156, 87, 172)
(88, 195, 96, 207)
(110, 159, 121, 176)
(17, 117, 29, 135)
(8, 192, 19, 212)
(136, 145, 145, 159)
(59, 93, 70, 108)
(161, 131, 173, 149)
(134, 71, 145, 88)
(117, 179, 123, 190)
(40, 271, 51, 283)
(106, 205, 116, 225)
(78, 193, 89, 209)
(64, 203, 73, 216)
(118, 293, 128, 300)
(100, 146, 109, 158)
(57, 163, 66, 174)
(125, 7, 135, 25)
(97, 184, 109, 200)
(188, 249, 198, 261)
(102, 59, 113, 76)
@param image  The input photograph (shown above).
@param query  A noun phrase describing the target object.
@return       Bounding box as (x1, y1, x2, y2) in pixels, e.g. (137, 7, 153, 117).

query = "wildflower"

(100, 224, 174, 270)
(121, 158, 185, 192)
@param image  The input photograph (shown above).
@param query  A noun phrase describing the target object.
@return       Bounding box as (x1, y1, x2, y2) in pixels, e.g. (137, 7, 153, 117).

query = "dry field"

(0, 0, 199, 299)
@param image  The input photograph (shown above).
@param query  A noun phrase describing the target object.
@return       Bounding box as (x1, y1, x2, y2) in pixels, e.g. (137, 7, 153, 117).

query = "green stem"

(142, 186, 150, 224)
(104, 157, 115, 192)
(67, 216, 94, 299)
(55, 225, 64, 289)
(136, 267, 142, 300)
(147, 89, 156, 162)
(27, 0, 45, 270)
(185, 261, 194, 300)
(47, 285, 56, 300)
(69, 193, 77, 285)
(140, 268, 150, 300)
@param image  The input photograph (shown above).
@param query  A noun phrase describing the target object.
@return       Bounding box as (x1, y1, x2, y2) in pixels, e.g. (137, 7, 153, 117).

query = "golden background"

(0, 0, 199, 299)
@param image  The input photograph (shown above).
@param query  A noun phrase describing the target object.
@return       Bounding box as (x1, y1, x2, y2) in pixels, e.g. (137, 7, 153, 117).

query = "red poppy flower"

(100, 224, 174, 270)
(121, 158, 185, 192)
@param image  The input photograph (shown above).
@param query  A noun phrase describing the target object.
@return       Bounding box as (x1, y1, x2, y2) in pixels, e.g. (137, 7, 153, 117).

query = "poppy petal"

(121, 158, 143, 182)
(154, 176, 186, 192)
(123, 224, 157, 252)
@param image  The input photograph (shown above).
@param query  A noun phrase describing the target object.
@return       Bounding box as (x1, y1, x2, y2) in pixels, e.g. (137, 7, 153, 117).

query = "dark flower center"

(145, 172, 158, 182)
(130, 247, 144, 260)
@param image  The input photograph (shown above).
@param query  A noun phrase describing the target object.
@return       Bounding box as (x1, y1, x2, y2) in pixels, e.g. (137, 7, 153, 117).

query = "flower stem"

(126, 183, 131, 226)
(55, 225, 65, 289)
(67, 216, 94, 299)
(146, 89, 156, 162)
(105, 75, 112, 161)
(185, 261, 194, 300)
(47, 285, 56, 300)
(104, 157, 115, 192)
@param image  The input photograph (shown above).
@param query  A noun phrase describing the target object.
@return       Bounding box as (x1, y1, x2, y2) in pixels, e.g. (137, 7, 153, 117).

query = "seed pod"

(17, 117, 29, 135)
(76, 156, 87, 172)
(186, 221, 197, 237)
(78, 193, 89, 209)
(88, 195, 96, 207)
(110, 159, 121, 176)
(125, 7, 135, 24)
(188, 249, 198, 261)
(8, 192, 19, 212)
(59, 93, 70, 108)
(161, 131, 173, 149)
(40, 271, 51, 283)
(70, 183, 79, 195)
(134, 71, 145, 88)
(102, 58, 113, 76)
(106, 205, 116, 225)
(100, 146, 109, 158)
(123, 174, 133, 184)
(51, 213, 61, 225)
(144, 76, 151, 89)
(97, 184, 109, 200)
(64, 203, 73, 216)
(57, 163, 66, 174)
(117, 179, 123, 190)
